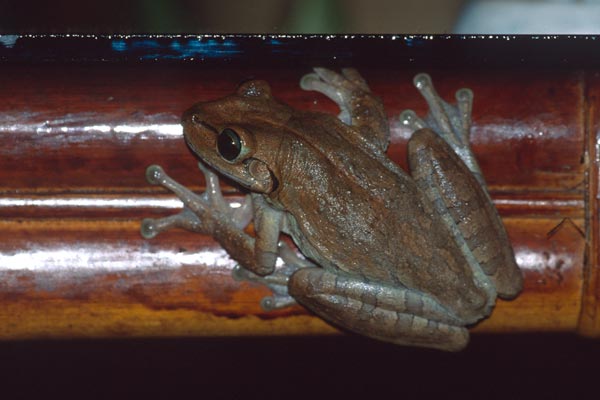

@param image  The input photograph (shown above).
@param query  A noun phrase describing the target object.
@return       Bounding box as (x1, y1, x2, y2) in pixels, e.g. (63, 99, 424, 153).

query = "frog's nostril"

(191, 114, 202, 124)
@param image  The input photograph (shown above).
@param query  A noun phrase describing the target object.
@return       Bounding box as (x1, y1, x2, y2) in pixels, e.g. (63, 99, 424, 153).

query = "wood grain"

(0, 63, 595, 340)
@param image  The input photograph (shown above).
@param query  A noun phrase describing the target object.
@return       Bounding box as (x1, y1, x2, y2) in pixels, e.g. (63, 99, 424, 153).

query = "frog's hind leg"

(233, 242, 316, 311)
(288, 268, 469, 351)
(401, 73, 485, 187)
(405, 76, 523, 299)
(300, 67, 390, 153)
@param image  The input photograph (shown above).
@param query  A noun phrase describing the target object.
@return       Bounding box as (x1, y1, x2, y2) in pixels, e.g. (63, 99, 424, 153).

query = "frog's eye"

(215, 126, 255, 163)
(217, 128, 244, 162)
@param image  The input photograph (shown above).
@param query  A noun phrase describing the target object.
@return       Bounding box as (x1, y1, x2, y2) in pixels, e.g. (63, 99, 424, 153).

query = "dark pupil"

(217, 128, 242, 161)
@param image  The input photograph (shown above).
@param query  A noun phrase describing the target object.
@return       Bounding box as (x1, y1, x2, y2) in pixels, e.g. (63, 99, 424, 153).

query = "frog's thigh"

(288, 268, 469, 351)
(409, 128, 522, 299)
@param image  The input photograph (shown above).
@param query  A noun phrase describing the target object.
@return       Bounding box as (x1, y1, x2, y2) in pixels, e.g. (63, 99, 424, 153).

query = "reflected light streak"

(0, 110, 183, 139)
(0, 245, 233, 272)
(0, 197, 184, 209)
(65, 123, 182, 137)
(81, 124, 111, 133)
(493, 198, 583, 208)
(515, 248, 570, 272)
(389, 119, 571, 142)
(0, 198, 243, 209)
(114, 123, 182, 136)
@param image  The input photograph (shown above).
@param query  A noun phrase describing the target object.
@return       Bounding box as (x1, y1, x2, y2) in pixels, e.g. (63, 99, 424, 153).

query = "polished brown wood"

(0, 64, 595, 340)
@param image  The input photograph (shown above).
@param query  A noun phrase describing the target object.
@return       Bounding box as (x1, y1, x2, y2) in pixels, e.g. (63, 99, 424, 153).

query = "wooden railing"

(0, 35, 598, 340)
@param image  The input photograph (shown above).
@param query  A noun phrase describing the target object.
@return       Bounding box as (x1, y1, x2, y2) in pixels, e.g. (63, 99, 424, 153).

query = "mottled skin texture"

(141, 69, 523, 351)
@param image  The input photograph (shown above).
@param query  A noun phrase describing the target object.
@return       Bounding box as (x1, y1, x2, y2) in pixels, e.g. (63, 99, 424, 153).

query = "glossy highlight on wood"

(0, 35, 597, 341)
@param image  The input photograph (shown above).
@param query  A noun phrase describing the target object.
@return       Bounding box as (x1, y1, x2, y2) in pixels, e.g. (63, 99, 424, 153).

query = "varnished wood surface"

(580, 71, 600, 337)
(0, 62, 595, 340)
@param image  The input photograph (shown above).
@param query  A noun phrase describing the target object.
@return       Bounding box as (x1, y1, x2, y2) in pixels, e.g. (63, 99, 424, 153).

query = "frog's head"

(182, 80, 292, 194)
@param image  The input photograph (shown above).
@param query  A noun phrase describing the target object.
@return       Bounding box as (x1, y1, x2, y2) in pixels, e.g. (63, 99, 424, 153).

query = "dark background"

(0, 0, 465, 34)
(1, 334, 598, 398)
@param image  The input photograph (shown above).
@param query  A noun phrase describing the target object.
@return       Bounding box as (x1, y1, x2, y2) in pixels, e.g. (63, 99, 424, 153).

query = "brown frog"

(141, 68, 522, 351)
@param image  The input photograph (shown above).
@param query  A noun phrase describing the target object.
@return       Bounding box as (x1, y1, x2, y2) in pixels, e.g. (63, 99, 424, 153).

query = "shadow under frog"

(141, 68, 523, 351)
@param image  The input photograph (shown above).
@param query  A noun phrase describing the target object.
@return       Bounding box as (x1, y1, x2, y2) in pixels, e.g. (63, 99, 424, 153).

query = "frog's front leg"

(141, 163, 281, 276)
(288, 268, 469, 351)
(141, 162, 253, 239)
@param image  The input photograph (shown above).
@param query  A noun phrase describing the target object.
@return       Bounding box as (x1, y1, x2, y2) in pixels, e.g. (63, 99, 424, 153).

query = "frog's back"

(275, 113, 490, 321)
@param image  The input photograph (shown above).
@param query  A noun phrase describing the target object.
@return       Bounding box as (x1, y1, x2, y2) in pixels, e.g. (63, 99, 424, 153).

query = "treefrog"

(141, 68, 522, 351)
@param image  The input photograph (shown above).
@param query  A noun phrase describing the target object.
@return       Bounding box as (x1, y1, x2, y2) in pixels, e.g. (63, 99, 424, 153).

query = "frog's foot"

(141, 163, 253, 239)
(233, 241, 316, 311)
(300, 67, 369, 125)
(288, 268, 470, 351)
(300, 67, 390, 152)
(401, 73, 484, 186)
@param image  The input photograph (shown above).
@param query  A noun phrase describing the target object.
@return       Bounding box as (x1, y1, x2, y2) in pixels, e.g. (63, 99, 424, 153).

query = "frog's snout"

(181, 105, 198, 123)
